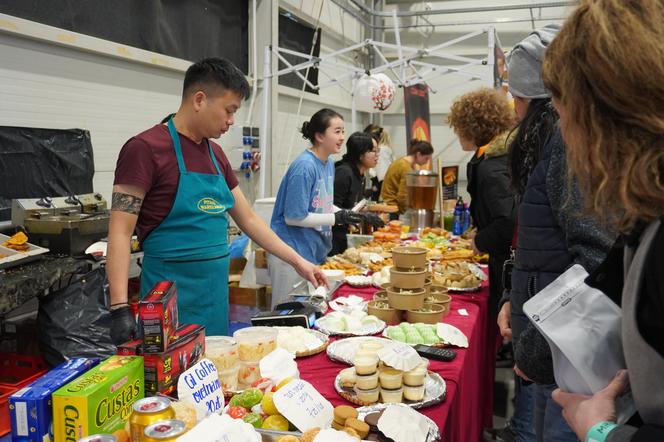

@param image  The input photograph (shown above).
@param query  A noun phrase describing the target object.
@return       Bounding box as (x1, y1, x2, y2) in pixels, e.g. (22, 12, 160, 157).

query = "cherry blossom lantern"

(355, 73, 396, 112)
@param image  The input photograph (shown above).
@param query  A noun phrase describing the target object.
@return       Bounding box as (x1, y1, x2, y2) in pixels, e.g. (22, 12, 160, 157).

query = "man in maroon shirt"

(108, 58, 328, 341)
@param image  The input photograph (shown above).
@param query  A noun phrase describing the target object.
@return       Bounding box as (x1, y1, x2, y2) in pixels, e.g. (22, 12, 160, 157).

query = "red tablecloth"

(298, 280, 496, 442)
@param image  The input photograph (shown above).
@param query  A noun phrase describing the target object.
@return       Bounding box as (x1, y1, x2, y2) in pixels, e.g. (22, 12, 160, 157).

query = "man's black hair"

(183, 57, 250, 100)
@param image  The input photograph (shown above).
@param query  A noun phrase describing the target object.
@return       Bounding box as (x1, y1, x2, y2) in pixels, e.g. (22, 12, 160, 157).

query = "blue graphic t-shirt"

(271, 150, 335, 264)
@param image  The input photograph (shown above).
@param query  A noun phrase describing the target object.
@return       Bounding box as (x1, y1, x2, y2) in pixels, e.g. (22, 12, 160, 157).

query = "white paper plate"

(316, 316, 386, 337)
(326, 336, 393, 364)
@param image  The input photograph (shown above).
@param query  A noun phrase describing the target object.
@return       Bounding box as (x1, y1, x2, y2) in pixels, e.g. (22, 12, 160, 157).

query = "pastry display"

(316, 310, 386, 336)
(384, 322, 445, 346)
(434, 261, 483, 289)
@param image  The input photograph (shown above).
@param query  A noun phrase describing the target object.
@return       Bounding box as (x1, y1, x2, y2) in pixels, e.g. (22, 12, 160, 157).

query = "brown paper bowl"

(392, 246, 428, 269)
(367, 300, 403, 324)
(405, 303, 445, 324)
(386, 286, 426, 310)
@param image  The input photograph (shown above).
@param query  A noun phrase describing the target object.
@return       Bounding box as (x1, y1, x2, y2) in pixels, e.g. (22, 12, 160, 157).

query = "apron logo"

(197, 198, 226, 214)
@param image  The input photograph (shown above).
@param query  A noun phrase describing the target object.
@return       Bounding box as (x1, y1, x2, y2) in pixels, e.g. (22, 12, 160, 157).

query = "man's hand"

(497, 301, 512, 340)
(110, 305, 136, 345)
(470, 238, 481, 255)
(335, 209, 363, 226)
(514, 364, 533, 382)
(293, 257, 330, 289)
(552, 370, 629, 441)
(362, 213, 385, 228)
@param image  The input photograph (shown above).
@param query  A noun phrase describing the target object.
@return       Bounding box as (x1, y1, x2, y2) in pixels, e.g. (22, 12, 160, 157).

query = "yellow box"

(52, 356, 144, 442)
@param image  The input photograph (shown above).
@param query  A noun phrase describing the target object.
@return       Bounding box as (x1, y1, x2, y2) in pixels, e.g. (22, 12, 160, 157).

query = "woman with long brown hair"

(542, 1, 664, 441)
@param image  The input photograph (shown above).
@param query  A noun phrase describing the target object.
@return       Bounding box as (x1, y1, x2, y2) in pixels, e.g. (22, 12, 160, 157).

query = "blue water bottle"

(452, 198, 464, 236)
(462, 204, 471, 233)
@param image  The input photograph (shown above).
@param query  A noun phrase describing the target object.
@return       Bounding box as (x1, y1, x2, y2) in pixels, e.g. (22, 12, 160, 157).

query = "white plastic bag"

(239, 240, 260, 289)
(523, 264, 635, 423)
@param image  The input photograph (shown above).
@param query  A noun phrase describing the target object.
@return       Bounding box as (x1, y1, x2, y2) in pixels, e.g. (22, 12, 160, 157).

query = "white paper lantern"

(355, 73, 396, 112)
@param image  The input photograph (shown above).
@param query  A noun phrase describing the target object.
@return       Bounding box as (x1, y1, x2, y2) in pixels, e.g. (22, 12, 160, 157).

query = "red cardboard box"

(116, 339, 142, 356)
(144, 324, 205, 396)
(139, 281, 179, 353)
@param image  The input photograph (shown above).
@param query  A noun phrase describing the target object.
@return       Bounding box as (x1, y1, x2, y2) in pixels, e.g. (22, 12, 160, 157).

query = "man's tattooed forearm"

(111, 192, 143, 215)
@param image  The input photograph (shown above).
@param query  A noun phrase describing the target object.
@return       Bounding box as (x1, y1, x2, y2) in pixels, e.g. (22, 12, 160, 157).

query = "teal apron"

(139, 118, 235, 336)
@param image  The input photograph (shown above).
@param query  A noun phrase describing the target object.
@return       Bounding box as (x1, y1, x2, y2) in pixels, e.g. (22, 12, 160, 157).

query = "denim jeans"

(534, 383, 579, 442)
(511, 376, 536, 442)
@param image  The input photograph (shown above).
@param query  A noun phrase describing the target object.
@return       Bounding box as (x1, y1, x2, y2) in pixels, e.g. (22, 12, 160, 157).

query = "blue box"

(9, 358, 99, 442)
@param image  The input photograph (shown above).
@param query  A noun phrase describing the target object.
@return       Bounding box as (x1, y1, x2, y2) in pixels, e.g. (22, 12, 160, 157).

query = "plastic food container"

(380, 387, 403, 403)
(386, 287, 426, 310)
(233, 327, 278, 362)
(390, 268, 428, 289)
(378, 368, 403, 389)
(367, 300, 403, 324)
(355, 372, 379, 390)
(218, 365, 240, 391)
(354, 386, 380, 404)
(205, 336, 239, 370)
(403, 384, 426, 401)
(403, 366, 427, 387)
(238, 360, 261, 387)
(354, 355, 379, 375)
(392, 246, 428, 270)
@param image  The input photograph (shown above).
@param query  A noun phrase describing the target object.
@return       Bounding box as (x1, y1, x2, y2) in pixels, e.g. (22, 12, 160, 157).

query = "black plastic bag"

(38, 267, 115, 367)
(0, 126, 94, 221)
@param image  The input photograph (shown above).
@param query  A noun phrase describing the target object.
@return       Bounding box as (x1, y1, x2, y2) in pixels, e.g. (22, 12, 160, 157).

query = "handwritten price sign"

(177, 358, 225, 420)
(273, 380, 333, 431)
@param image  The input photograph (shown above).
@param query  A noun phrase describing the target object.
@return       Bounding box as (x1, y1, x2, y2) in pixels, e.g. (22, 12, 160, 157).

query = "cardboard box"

(144, 324, 205, 396)
(116, 340, 142, 356)
(228, 284, 269, 309)
(254, 248, 268, 269)
(139, 281, 178, 354)
(9, 358, 99, 442)
(52, 356, 144, 442)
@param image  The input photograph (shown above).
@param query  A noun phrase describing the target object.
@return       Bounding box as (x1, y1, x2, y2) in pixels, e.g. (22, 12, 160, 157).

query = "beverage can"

(143, 420, 187, 442)
(78, 434, 117, 442)
(129, 397, 175, 442)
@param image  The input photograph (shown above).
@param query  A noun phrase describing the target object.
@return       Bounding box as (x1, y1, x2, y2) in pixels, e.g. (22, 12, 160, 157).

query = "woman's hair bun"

(300, 121, 311, 141)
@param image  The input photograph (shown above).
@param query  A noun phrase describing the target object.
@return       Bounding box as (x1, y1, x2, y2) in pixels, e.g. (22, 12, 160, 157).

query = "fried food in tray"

(368, 258, 393, 273)
(439, 248, 475, 261)
(3, 231, 30, 252)
(434, 261, 482, 289)
(321, 256, 365, 276)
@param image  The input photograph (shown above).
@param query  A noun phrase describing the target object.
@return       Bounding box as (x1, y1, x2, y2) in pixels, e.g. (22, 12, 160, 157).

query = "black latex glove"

(334, 209, 364, 226)
(110, 305, 136, 345)
(362, 213, 385, 228)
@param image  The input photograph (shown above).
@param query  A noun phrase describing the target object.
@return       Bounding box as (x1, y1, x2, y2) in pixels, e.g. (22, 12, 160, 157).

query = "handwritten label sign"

(177, 358, 225, 420)
(273, 380, 333, 432)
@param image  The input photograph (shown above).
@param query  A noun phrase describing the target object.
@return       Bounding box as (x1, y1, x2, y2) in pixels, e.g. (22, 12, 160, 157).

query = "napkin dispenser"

(250, 302, 319, 328)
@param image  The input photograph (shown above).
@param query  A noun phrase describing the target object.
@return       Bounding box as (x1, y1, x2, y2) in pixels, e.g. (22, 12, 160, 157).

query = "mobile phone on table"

(413, 344, 457, 362)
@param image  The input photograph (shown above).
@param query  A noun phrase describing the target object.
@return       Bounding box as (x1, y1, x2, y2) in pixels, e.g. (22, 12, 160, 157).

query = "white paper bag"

(523, 264, 635, 423)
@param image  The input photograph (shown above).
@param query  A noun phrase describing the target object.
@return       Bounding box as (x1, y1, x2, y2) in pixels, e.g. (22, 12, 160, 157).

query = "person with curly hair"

(540, 1, 664, 441)
(448, 87, 516, 314)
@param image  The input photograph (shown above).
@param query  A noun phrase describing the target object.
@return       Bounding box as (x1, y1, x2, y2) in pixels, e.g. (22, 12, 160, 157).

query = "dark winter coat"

(466, 132, 516, 315)
(508, 127, 614, 384)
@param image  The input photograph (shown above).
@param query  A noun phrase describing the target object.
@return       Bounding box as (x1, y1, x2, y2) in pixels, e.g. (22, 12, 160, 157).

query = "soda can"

(130, 397, 175, 442)
(78, 435, 117, 442)
(143, 420, 187, 442)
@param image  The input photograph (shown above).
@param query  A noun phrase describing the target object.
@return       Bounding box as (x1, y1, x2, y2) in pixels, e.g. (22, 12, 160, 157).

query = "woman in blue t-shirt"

(269, 109, 371, 307)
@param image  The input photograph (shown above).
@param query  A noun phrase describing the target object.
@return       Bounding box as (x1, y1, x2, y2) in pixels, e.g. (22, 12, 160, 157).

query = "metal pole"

(258, 45, 271, 199)
(351, 75, 357, 132)
(392, 10, 405, 84)
(487, 26, 496, 87)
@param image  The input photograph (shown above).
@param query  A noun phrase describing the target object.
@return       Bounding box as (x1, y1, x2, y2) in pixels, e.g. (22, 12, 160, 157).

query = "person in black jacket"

(330, 132, 383, 255)
(447, 87, 516, 314)
(541, 1, 664, 441)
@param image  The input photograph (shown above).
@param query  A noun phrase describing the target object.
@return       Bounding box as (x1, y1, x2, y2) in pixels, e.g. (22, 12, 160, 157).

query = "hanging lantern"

(355, 73, 396, 112)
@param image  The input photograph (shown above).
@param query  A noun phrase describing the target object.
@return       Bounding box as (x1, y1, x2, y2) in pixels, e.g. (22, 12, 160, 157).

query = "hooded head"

(508, 23, 561, 99)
